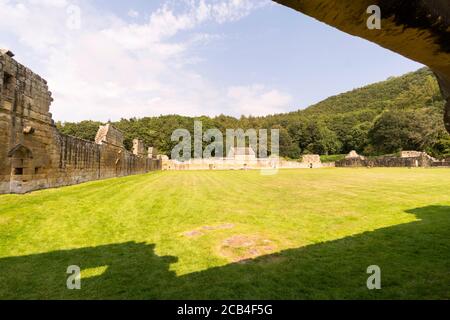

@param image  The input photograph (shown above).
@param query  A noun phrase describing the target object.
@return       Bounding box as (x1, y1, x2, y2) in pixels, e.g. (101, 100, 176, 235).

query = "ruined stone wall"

(431, 160, 450, 167)
(132, 139, 146, 157)
(0, 51, 160, 194)
(162, 157, 324, 171)
(301, 154, 321, 165)
(401, 151, 424, 158)
(336, 154, 434, 168)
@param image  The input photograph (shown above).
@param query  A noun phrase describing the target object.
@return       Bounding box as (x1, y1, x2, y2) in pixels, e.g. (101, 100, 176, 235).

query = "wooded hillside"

(57, 68, 450, 159)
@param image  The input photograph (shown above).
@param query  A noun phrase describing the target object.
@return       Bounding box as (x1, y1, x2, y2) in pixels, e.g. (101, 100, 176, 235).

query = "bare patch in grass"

(219, 235, 277, 263)
(182, 223, 235, 238)
(183, 230, 204, 237)
(202, 223, 235, 231)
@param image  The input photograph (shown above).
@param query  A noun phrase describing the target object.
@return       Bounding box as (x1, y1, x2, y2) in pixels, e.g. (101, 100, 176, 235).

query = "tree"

(345, 122, 371, 153)
(57, 120, 103, 141)
(272, 125, 301, 159)
(369, 109, 440, 154)
(304, 121, 342, 155)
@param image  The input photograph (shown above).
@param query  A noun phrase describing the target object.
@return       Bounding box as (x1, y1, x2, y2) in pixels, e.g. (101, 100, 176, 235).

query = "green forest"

(57, 68, 450, 159)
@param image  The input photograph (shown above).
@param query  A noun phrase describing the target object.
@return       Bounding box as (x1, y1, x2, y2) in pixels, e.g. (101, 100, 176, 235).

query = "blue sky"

(0, 0, 422, 121)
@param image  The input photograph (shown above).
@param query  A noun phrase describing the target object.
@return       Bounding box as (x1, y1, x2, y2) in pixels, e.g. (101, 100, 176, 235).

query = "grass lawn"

(0, 168, 449, 299)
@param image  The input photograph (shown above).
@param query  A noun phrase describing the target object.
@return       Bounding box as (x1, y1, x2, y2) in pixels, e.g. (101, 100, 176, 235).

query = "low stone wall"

(322, 162, 336, 168)
(400, 151, 423, 158)
(336, 154, 434, 168)
(301, 154, 321, 165)
(431, 161, 450, 167)
(162, 157, 324, 171)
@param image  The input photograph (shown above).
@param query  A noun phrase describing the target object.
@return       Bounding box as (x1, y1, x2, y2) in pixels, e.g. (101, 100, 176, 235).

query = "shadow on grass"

(0, 206, 449, 299)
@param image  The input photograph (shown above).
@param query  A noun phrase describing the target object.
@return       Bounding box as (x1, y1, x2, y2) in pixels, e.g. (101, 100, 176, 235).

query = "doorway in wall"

(8, 144, 33, 193)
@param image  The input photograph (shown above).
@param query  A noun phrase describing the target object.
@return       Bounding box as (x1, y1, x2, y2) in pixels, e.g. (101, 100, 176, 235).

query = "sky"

(0, 0, 423, 122)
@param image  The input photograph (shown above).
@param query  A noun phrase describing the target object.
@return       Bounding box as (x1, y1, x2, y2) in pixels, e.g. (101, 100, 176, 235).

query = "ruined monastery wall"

(336, 155, 434, 168)
(0, 50, 160, 194)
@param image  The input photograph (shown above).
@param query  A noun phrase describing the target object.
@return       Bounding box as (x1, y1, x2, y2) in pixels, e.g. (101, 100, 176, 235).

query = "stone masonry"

(132, 139, 146, 157)
(0, 50, 161, 194)
(336, 151, 436, 168)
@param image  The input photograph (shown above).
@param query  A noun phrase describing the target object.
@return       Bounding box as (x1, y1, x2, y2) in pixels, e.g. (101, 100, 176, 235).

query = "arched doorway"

(8, 144, 33, 193)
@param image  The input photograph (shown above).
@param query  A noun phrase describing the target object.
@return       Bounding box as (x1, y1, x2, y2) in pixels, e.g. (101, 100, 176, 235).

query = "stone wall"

(301, 154, 321, 166)
(346, 150, 365, 160)
(0, 50, 161, 194)
(161, 155, 326, 171)
(431, 160, 450, 167)
(336, 153, 435, 168)
(132, 139, 146, 157)
(95, 124, 124, 147)
(401, 151, 424, 158)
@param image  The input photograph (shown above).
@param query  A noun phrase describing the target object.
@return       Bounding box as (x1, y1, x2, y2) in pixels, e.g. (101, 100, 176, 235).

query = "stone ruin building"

(0, 50, 161, 194)
(301, 154, 322, 168)
(346, 150, 365, 160)
(161, 146, 326, 171)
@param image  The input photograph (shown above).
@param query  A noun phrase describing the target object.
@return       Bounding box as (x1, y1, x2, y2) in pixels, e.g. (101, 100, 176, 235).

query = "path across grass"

(0, 168, 449, 299)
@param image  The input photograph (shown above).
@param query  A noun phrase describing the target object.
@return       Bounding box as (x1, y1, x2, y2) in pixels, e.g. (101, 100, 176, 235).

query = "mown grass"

(320, 154, 346, 163)
(0, 168, 449, 299)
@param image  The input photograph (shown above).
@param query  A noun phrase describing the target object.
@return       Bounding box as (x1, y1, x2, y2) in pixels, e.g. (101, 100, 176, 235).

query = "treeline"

(57, 68, 450, 159)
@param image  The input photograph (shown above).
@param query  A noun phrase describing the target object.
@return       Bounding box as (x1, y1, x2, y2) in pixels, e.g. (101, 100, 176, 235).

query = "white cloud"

(228, 85, 292, 116)
(0, 0, 288, 121)
(127, 9, 139, 18)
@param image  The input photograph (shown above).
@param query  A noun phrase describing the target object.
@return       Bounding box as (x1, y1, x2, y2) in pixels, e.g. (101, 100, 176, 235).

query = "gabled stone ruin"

(95, 124, 125, 147)
(346, 150, 365, 160)
(0, 50, 161, 194)
(132, 139, 147, 157)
